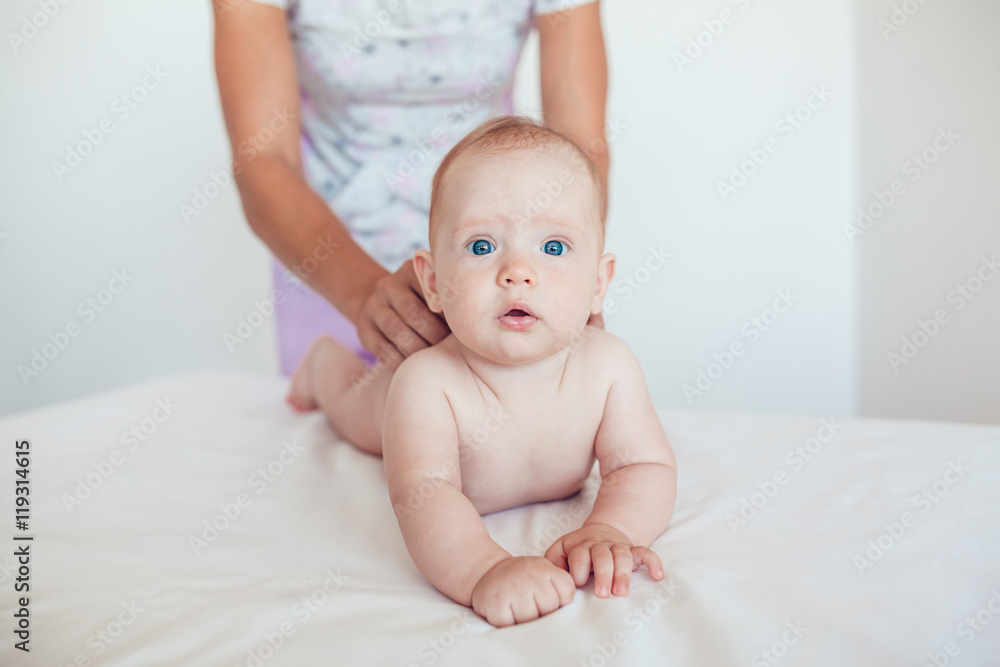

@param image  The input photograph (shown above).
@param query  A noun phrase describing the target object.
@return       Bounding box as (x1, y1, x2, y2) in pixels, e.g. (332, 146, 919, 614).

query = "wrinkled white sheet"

(1, 371, 998, 667)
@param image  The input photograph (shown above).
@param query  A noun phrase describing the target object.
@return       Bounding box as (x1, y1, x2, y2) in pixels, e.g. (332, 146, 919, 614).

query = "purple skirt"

(272, 257, 377, 375)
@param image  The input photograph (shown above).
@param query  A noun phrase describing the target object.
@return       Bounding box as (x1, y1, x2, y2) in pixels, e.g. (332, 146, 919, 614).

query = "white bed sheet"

(1, 371, 998, 666)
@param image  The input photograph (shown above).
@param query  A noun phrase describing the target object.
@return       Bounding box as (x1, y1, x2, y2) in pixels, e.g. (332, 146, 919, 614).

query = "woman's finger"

(372, 300, 426, 359)
(399, 259, 451, 343)
(356, 319, 400, 370)
(392, 287, 448, 347)
(407, 287, 451, 343)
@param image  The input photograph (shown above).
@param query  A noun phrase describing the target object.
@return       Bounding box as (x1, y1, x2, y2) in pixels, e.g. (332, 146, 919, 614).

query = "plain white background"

(0, 0, 996, 424)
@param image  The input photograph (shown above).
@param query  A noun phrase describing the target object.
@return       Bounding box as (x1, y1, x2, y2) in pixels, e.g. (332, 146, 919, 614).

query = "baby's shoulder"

(391, 334, 466, 389)
(573, 325, 636, 368)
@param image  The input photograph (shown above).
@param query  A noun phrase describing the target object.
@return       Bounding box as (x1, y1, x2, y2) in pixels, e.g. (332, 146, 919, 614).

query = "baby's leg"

(286, 335, 394, 456)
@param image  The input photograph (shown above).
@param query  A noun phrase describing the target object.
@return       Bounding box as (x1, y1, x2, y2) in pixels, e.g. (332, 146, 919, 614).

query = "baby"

(286, 115, 677, 627)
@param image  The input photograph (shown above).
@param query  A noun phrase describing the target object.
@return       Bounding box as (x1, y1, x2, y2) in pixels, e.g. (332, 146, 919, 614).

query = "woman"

(214, 0, 609, 375)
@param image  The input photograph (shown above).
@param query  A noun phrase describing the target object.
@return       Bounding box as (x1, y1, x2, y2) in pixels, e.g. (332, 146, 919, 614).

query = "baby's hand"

(544, 523, 664, 598)
(470, 556, 576, 627)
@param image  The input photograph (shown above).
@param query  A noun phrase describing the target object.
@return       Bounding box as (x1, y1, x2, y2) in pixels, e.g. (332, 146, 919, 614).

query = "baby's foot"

(286, 340, 324, 412)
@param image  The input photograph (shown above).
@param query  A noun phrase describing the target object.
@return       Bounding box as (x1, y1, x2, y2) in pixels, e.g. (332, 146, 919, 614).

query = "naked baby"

(287, 115, 677, 627)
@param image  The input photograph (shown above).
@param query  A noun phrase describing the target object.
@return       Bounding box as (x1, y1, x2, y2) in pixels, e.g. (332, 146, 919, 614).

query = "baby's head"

(413, 115, 615, 365)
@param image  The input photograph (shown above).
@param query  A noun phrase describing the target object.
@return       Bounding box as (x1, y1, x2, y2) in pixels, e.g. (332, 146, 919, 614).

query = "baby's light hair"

(427, 115, 607, 249)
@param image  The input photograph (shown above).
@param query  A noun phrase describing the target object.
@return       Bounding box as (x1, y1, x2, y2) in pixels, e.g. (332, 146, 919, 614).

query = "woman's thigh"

(271, 257, 377, 376)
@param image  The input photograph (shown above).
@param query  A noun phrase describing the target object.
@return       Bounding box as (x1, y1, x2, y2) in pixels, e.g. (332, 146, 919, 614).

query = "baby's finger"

(567, 544, 594, 587)
(551, 568, 577, 606)
(483, 602, 515, 628)
(591, 544, 615, 597)
(510, 591, 541, 625)
(610, 544, 633, 596)
(534, 579, 562, 616)
(632, 546, 665, 580)
(544, 539, 569, 571)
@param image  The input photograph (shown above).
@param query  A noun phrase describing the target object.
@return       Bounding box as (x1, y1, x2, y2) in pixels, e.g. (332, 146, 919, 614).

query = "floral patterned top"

(249, 0, 597, 270)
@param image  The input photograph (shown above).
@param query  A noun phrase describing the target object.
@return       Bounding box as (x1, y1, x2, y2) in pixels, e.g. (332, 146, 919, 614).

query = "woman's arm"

(213, 2, 448, 362)
(538, 1, 610, 195)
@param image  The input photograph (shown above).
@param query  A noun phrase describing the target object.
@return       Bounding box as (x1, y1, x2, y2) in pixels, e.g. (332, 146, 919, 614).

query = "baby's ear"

(591, 252, 616, 314)
(412, 249, 444, 313)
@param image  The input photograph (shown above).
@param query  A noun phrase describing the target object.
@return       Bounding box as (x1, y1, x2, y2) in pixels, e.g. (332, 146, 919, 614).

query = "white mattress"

(1, 371, 998, 666)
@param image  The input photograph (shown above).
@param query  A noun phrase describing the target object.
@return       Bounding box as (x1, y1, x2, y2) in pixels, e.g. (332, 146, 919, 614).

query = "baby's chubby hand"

(470, 556, 576, 627)
(544, 523, 664, 598)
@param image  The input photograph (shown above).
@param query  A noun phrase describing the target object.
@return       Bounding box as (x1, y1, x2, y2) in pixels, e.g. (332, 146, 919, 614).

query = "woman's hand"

(354, 259, 450, 370)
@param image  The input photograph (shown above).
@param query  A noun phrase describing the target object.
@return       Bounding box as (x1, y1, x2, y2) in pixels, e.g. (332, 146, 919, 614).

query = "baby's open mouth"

(498, 304, 537, 330)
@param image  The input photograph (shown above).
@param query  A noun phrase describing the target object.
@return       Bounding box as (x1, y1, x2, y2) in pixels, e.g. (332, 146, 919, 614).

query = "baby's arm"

(545, 340, 677, 597)
(383, 355, 575, 627)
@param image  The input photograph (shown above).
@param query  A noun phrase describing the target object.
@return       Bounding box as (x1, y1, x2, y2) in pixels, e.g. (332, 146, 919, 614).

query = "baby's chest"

(453, 397, 603, 505)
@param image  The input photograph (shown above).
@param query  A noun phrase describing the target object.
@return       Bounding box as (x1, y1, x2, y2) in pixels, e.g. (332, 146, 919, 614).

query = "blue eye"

(543, 240, 566, 256)
(467, 239, 495, 255)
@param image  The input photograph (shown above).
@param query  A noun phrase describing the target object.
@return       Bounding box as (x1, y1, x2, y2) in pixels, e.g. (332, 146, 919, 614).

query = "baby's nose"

(498, 256, 536, 286)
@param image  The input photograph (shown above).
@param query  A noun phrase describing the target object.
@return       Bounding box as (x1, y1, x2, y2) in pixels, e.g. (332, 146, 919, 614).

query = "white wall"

(1, 0, 995, 424)
(517, 0, 858, 418)
(855, 0, 1000, 424)
(1, 0, 278, 416)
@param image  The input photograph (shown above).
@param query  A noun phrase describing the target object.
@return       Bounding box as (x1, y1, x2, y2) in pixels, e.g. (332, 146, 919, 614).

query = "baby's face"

(415, 148, 614, 365)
